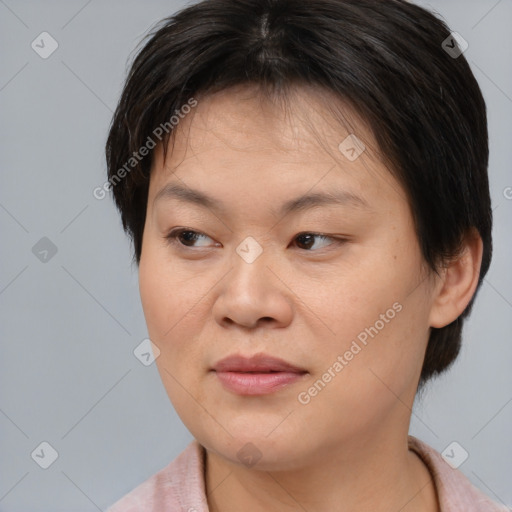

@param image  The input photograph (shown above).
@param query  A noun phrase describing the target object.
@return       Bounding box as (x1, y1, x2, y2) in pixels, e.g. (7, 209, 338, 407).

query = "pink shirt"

(107, 436, 510, 511)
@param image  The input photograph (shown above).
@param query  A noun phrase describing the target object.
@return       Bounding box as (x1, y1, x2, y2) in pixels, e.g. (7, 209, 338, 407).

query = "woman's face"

(139, 86, 438, 469)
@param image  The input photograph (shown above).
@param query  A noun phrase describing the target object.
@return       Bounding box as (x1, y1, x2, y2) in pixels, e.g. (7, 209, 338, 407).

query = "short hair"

(105, 0, 492, 386)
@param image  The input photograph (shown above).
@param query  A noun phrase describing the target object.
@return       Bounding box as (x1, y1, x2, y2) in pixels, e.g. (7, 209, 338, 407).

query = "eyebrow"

(153, 182, 371, 217)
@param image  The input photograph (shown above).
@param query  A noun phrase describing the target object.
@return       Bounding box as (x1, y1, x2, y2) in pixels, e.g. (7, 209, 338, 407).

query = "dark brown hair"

(105, 0, 492, 386)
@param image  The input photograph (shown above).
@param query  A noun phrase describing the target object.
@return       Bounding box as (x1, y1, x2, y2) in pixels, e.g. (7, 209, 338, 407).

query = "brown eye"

(294, 233, 345, 251)
(165, 228, 216, 248)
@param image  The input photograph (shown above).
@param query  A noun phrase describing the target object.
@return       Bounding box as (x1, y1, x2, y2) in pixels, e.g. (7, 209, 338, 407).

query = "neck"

(205, 428, 439, 512)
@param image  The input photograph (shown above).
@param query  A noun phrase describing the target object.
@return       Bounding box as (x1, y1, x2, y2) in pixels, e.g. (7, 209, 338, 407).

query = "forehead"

(159, 85, 370, 163)
(148, 85, 406, 211)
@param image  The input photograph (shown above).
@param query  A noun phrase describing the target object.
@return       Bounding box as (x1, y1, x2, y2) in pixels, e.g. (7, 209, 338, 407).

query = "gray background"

(0, 0, 511, 510)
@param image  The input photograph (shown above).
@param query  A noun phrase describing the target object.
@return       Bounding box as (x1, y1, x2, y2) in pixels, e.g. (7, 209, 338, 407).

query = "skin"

(138, 84, 483, 512)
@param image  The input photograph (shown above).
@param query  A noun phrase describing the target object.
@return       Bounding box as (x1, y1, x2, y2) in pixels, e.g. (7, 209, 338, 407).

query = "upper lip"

(212, 353, 307, 373)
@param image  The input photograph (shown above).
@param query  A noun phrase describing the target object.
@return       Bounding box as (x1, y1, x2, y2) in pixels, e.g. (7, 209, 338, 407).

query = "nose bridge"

(235, 235, 268, 267)
(229, 235, 274, 294)
(212, 236, 292, 328)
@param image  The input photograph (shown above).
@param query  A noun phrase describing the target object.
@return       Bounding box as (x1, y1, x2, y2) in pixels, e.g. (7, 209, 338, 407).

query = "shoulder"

(408, 436, 510, 512)
(106, 439, 209, 512)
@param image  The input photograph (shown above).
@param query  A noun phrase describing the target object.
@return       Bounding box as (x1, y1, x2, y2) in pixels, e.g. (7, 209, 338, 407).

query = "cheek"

(138, 245, 209, 371)
(138, 246, 191, 348)
(139, 251, 205, 409)
(296, 254, 410, 349)
(300, 250, 430, 404)
(138, 255, 168, 340)
(344, 289, 429, 404)
(298, 302, 429, 440)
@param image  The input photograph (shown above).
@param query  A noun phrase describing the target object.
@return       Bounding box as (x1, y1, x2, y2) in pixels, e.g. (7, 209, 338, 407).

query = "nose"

(211, 246, 294, 330)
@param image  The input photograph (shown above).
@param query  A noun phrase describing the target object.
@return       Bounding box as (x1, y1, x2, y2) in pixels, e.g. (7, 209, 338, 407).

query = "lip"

(213, 354, 306, 373)
(212, 354, 308, 395)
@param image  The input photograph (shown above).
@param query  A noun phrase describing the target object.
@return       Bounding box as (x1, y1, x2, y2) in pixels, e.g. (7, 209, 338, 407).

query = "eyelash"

(164, 228, 347, 252)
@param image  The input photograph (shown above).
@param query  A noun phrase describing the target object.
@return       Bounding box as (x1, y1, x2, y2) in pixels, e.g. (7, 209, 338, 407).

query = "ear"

(428, 228, 484, 329)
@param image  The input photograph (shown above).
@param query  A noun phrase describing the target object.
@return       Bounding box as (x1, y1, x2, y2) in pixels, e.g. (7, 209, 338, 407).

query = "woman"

(105, 0, 508, 510)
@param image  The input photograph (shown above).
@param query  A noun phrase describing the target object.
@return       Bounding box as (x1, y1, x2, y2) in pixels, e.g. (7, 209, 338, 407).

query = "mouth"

(211, 354, 308, 395)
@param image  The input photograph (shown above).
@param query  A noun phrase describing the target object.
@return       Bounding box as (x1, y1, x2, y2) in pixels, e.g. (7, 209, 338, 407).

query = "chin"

(196, 423, 314, 472)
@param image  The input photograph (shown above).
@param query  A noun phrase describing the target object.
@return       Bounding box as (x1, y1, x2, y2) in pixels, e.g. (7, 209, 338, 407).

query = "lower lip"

(214, 371, 306, 395)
